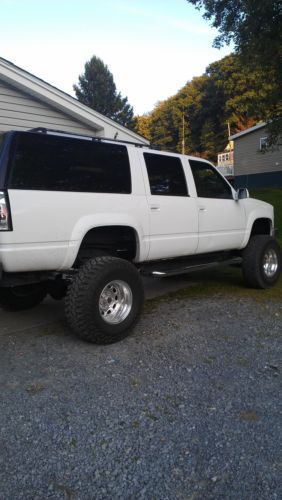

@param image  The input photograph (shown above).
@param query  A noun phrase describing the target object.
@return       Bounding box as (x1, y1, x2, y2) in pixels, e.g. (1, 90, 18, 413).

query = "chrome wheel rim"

(99, 280, 132, 324)
(263, 249, 279, 278)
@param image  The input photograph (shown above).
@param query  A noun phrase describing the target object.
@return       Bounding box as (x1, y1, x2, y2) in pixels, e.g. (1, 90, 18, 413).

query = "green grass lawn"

(250, 188, 282, 245)
(147, 188, 282, 308)
(145, 262, 282, 314)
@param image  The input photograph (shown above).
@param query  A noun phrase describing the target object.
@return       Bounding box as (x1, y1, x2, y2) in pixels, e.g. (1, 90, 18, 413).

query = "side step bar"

(140, 256, 242, 278)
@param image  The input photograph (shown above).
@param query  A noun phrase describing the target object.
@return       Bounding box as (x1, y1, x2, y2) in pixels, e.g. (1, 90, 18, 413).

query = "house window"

(260, 137, 268, 150)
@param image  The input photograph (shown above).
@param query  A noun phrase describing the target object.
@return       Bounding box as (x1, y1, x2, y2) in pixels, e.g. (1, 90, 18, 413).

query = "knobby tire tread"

(65, 256, 144, 344)
(242, 235, 281, 289)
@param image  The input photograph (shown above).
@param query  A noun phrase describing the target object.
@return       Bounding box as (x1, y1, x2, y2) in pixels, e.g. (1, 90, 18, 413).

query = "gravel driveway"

(0, 273, 281, 500)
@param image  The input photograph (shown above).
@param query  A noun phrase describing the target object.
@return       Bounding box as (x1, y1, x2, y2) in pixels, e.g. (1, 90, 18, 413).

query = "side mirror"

(234, 188, 249, 201)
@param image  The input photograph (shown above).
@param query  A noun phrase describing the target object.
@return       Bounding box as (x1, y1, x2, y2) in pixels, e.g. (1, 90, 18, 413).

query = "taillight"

(0, 191, 11, 231)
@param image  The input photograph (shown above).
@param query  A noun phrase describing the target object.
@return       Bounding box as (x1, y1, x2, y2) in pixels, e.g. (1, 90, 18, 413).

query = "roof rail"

(28, 127, 157, 149)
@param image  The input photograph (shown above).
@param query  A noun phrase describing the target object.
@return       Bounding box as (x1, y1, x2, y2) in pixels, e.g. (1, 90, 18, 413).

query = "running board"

(140, 256, 242, 278)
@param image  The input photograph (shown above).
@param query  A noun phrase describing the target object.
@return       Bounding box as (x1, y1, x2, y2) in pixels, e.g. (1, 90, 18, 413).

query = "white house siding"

(0, 80, 101, 136)
(234, 127, 282, 176)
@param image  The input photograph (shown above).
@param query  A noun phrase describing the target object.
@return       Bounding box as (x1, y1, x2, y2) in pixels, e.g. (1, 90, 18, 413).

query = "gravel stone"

(0, 287, 281, 499)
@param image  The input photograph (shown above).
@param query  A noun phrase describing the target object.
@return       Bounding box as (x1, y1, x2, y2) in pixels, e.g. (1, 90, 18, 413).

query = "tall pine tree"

(74, 56, 135, 129)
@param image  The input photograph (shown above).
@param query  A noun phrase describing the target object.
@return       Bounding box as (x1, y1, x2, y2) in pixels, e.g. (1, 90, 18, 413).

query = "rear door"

(140, 151, 198, 260)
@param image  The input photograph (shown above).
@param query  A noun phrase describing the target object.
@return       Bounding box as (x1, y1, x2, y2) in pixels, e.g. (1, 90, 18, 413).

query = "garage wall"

(0, 80, 100, 136)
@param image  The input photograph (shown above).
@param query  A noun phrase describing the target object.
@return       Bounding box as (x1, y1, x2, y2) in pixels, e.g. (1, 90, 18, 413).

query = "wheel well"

(250, 218, 272, 237)
(75, 226, 137, 266)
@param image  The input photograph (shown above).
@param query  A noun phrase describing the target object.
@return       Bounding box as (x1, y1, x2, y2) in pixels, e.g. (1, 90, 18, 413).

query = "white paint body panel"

(0, 142, 275, 274)
(196, 198, 246, 253)
(1, 187, 150, 272)
(239, 198, 274, 248)
(138, 151, 199, 260)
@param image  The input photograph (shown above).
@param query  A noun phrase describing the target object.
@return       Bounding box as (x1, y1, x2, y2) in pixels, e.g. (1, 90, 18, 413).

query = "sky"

(0, 0, 232, 115)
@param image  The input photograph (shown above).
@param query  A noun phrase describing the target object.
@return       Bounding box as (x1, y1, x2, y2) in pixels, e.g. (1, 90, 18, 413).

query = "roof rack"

(28, 127, 158, 149)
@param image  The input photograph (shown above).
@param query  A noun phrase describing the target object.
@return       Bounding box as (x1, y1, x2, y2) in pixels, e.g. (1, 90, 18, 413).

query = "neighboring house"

(0, 57, 148, 144)
(230, 123, 282, 188)
(217, 140, 234, 179)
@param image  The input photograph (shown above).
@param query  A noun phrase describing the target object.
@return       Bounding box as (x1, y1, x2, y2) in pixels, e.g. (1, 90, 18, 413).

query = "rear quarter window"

(8, 133, 131, 194)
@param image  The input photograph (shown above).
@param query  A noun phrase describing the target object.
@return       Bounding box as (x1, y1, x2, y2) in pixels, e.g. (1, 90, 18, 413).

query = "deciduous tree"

(186, 0, 282, 142)
(138, 54, 276, 161)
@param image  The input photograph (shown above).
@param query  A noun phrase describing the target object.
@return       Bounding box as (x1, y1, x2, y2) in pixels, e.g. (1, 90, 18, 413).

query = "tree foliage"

(74, 56, 135, 129)
(134, 115, 152, 142)
(186, 0, 281, 61)
(135, 54, 276, 161)
(186, 0, 282, 141)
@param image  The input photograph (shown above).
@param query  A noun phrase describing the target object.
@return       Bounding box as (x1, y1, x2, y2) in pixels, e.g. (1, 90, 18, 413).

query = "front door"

(189, 160, 246, 254)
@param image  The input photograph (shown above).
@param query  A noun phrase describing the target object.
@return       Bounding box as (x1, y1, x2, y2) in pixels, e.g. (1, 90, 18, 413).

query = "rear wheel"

(65, 256, 144, 344)
(242, 235, 281, 288)
(0, 283, 47, 311)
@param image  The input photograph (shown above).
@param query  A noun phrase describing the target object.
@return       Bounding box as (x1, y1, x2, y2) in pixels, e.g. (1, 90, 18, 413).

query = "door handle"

(150, 205, 160, 211)
(199, 207, 207, 212)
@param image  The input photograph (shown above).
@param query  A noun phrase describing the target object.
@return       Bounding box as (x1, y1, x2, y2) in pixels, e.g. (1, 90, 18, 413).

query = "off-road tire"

(242, 235, 281, 288)
(65, 256, 144, 344)
(0, 283, 47, 311)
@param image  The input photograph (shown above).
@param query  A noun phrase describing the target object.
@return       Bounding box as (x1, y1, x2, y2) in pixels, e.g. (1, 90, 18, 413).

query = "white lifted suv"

(0, 128, 281, 343)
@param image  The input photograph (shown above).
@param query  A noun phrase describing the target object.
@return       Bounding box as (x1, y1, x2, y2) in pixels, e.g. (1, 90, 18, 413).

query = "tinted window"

(8, 133, 131, 193)
(0, 134, 4, 157)
(144, 153, 188, 196)
(190, 160, 232, 199)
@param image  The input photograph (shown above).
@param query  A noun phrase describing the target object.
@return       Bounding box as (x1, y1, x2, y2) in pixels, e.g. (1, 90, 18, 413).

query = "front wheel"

(242, 235, 281, 288)
(65, 256, 144, 344)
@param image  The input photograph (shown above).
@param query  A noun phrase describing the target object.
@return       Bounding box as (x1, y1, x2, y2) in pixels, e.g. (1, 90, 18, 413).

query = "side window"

(9, 133, 131, 193)
(144, 153, 188, 196)
(190, 160, 233, 199)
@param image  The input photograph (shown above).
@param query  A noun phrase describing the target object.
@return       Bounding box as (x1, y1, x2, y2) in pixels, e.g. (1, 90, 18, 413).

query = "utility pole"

(182, 109, 185, 155)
